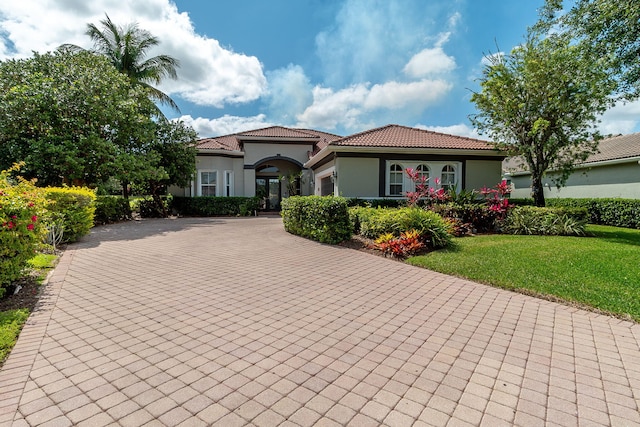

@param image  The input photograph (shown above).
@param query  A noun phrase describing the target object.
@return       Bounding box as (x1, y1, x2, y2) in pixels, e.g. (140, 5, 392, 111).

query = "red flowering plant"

(479, 181, 512, 221)
(404, 168, 450, 207)
(374, 230, 425, 258)
(0, 163, 47, 295)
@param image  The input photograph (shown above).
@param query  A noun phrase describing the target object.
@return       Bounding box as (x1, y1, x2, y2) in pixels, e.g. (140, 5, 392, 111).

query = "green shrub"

(0, 165, 47, 294)
(508, 198, 640, 229)
(281, 196, 352, 244)
(347, 198, 404, 208)
(171, 196, 261, 217)
(430, 203, 498, 233)
(94, 196, 131, 225)
(136, 196, 172, 218)
(44, 187, 96, 243)
(501, 206, 587, 236)
(352, 207, 451, 248)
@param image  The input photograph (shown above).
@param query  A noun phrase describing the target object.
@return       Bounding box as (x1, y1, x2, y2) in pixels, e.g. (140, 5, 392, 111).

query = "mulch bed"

(0, 275, 43, 313)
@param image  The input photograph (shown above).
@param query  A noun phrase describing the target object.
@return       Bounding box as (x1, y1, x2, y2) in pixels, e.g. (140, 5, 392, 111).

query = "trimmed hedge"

(509, 198, 640, 229)
(45, 187, 96, 243)
(281, 196, 352, 244)
(350, 206, 451, 248)
(347, 198, 404, 208)
(172, 196, 261, 217)
(94, 196, 131, 225)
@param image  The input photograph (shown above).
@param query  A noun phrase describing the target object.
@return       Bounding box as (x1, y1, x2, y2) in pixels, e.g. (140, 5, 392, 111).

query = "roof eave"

(505, 155, 640, 176)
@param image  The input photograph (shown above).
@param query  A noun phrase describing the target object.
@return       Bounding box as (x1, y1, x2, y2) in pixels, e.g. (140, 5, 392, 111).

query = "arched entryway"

(254, 158, 302, 211)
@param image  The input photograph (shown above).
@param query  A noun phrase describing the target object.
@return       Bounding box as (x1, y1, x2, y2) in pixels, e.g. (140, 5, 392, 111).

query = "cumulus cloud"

(178, 114, 272, 138)
(0, 0, 267, 108)
(403, 48, 456, 78)
(597, 100, 640, 135)
(296, 78, 453, 131)
(416, 123, 482, 139)
(265, 65, 313, 124)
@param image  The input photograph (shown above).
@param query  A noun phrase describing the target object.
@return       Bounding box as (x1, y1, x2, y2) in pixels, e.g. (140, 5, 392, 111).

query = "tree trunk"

(531, 174, 546, 207)
(122, 180, 130, 201)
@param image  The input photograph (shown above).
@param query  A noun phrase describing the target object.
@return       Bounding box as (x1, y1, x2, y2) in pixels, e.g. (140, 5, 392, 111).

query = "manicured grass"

(0, 309, 29, 365)
(407, 225, 640, 321)
(0, 253, 58, 366)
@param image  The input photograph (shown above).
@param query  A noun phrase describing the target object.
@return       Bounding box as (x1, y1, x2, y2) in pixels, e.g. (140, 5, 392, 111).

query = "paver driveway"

(1, 217, 640, 426)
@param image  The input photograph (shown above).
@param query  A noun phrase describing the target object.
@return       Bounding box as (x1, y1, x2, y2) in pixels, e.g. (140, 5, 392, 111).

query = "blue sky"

(1, 0, 639, 138)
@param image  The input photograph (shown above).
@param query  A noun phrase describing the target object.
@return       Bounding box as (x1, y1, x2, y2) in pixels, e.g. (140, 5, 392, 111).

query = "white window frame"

(224, 170, 234, 197)
(440, 164, 457, 191)
(385, 161, 461, 196)
(198, 170, 218, 197)
(314, 167, 336, 196)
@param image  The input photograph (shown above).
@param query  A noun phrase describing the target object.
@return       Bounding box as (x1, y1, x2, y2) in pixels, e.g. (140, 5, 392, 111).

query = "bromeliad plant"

(374, 229, 425, 258)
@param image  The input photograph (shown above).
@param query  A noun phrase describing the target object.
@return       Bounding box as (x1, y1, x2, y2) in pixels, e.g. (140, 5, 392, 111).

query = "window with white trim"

(386, 161, 461, 196)
(389, 163, 404, 196)
(416, 164, 430, 185)
(441, 164, 456, 190)
(224, 171, 234, 197)
(200, 170, 217, 196)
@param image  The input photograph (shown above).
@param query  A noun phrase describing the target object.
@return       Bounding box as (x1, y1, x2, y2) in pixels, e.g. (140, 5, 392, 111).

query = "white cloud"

(178, 114, 272, 138)
(365, 80, 452, 110)
(420, 123, 482, 139)
(598, 100, 640, 135)
(265, 65, 313, 124)
(403, 47, 456, 78)
(0, 0, 267, 108)
(297, 79, 453, 132)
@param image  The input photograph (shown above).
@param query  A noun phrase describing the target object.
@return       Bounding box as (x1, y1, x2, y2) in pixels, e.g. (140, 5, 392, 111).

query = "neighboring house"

(504, 133, 640, 199)
(171, 124, 507, 210)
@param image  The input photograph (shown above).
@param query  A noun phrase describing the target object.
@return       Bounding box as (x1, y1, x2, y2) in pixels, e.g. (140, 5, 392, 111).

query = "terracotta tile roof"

(584, 132, 640, 164)
(330, 124, 497, 150)
(196, 126, 342, 152)
(504, 132, 640, 173)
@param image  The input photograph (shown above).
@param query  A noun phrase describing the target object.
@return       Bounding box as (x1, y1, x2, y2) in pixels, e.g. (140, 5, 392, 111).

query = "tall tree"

(544, 0, 640, 100)
(470, 28, 615, 206)
(61, 14, 181, 114)
(0, 50, 157, 187)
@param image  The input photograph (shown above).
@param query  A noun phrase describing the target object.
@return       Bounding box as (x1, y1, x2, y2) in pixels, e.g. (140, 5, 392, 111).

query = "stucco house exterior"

(172, 124, 507, 210)
(504, 132, 640, 199)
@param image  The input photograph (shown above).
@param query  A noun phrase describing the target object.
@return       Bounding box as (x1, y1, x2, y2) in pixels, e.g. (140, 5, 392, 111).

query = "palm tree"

(61, 14, 181, 114)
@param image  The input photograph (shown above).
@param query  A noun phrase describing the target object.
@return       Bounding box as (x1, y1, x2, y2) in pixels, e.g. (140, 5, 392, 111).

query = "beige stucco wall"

(243, 142, 312, 166)
(195, 156, 244, 196)
(335, 158, 379, 198)
(509, 161, 640, 199)
(465, 160, 504, 191)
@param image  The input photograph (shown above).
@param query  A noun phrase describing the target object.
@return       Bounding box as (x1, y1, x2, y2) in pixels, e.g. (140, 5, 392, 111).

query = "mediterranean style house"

(170, 124, 507, 210)
(504, 132, 640, 199)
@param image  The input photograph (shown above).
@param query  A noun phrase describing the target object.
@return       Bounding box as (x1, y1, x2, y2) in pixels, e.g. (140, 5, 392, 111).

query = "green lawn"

(0, 253, 58, 366)
(407, 225, 640, 321)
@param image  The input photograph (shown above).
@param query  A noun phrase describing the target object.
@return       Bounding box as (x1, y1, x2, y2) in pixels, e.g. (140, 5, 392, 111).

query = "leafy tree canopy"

(0, 49, 156, 187)
(543, 0, 640, 100)
(471, 26, 616, 206)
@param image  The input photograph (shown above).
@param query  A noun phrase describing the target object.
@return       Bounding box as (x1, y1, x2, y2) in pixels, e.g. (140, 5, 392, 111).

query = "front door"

(256, 177, 281, 211)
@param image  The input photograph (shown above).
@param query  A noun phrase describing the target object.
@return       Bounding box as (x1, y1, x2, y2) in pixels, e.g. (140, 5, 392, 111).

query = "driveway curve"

(1, 217, 639, 426)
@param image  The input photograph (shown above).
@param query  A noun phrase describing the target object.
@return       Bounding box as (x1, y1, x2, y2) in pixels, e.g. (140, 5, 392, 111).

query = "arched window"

(416, 164, 430, 184)
(441, 164, 456, 190)
(389, 163, 404, 196)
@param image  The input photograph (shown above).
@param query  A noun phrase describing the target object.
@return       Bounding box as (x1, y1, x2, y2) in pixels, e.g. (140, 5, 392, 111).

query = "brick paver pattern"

(1, 217, 640, 426)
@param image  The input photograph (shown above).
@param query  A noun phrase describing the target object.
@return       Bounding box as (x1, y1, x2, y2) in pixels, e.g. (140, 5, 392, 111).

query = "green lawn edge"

(407, 225, 640, 322)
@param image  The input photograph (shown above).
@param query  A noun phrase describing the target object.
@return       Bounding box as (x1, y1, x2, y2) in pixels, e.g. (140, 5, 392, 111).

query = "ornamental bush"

(352, 207, 451, 249)
(94, 196, 131, 225)
(44, 187, 96, 243)
(500, 206, 588, 236)
(0, 165, 47, 294)
(171, 196, 261, 217)
(281, 196, 352, 244)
